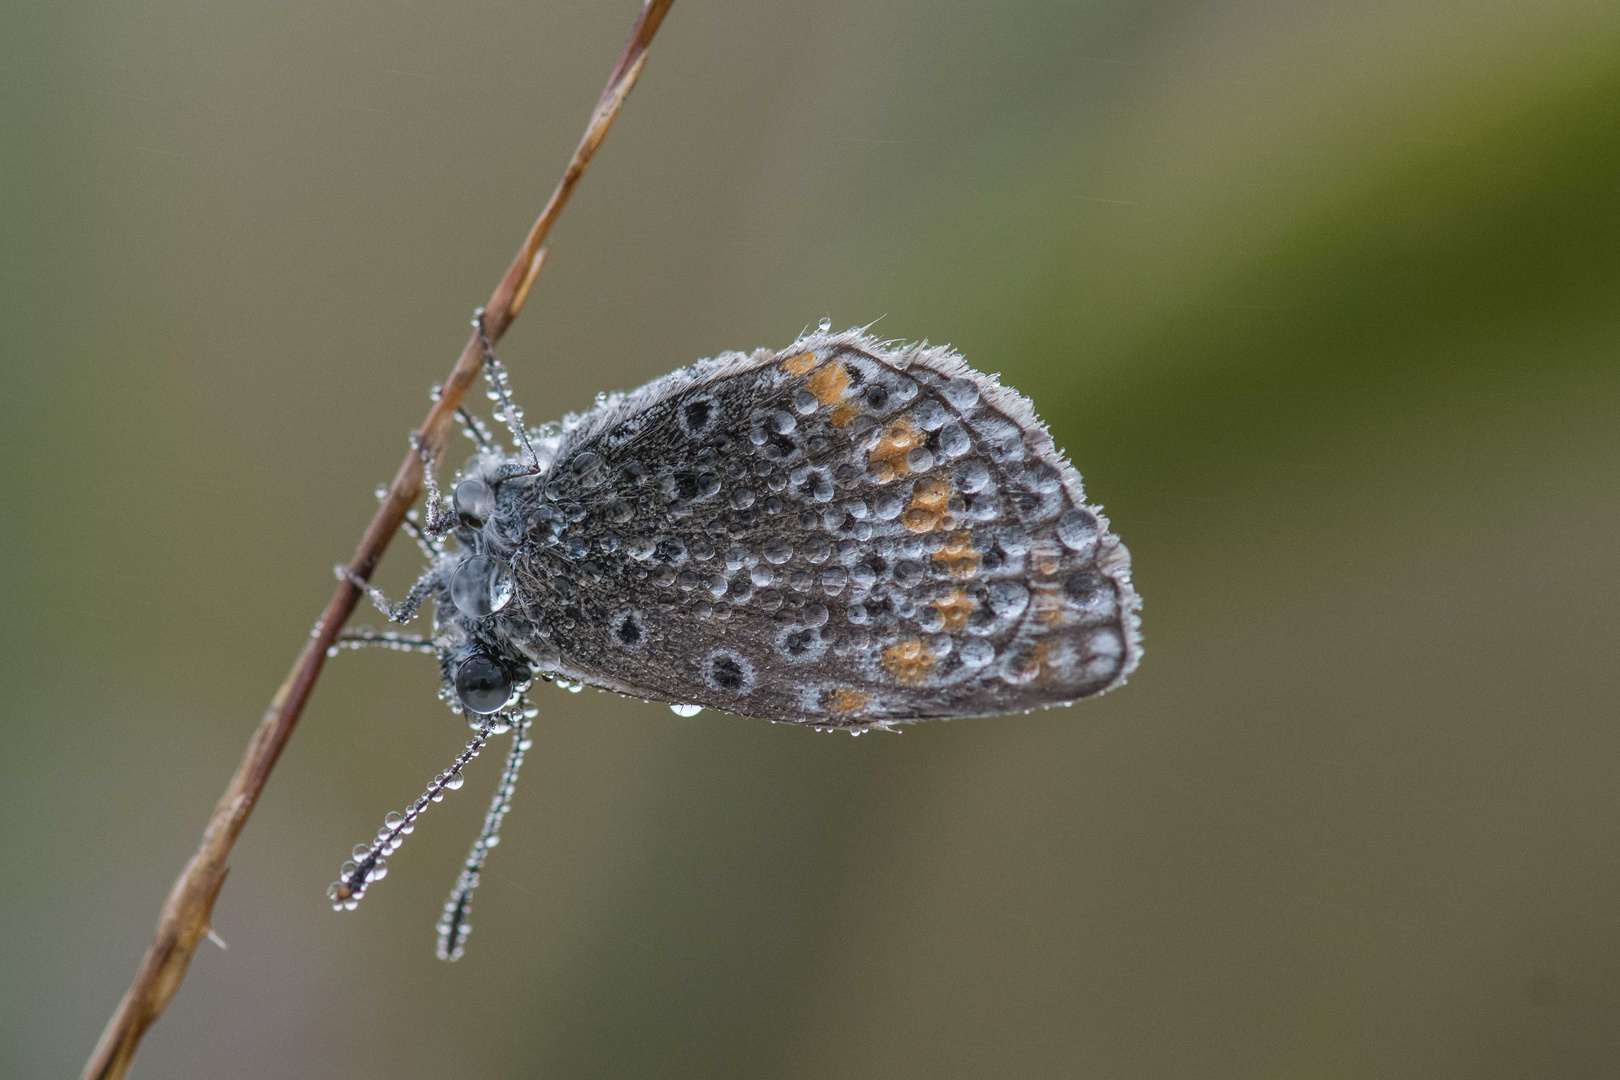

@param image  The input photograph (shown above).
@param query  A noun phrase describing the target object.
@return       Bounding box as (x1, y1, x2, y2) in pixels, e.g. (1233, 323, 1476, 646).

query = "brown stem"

(81, 4, 675, 1077)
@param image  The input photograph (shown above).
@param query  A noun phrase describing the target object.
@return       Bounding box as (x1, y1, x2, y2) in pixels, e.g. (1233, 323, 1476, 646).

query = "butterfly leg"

(335, 562, 441, 625)
(327, 627, 439, 656)
(375, 479, 448, 560)
(411, 435, 457, 540)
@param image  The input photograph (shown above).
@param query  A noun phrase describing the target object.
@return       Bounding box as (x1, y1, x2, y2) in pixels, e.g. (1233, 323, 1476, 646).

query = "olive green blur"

(6, 1, 1620, 1076)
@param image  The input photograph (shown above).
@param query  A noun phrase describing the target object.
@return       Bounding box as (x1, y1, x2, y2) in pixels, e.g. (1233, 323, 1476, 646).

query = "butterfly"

(330, 320, 1142, 958)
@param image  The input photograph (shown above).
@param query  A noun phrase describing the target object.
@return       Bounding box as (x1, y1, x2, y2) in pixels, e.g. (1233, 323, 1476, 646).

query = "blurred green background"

(5, 0, 1620, 1076)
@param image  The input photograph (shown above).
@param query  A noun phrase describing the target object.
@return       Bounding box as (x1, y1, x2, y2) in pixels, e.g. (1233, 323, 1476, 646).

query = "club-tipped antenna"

(473, 308, 540, 470)
(328, 713, 512, 911)
(436, 702, 535, 961)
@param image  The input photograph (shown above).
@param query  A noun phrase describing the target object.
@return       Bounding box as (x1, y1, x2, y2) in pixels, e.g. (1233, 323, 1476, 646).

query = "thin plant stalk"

(81, 3, 675, 1077)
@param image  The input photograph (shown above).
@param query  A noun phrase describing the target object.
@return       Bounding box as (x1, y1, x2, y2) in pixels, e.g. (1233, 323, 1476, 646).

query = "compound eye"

(455, 654, 514, 714)
(453, 478, 495, 527)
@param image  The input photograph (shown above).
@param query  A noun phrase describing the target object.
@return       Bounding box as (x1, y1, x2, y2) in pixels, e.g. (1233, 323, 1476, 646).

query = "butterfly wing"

(509, 328, 1141, 727)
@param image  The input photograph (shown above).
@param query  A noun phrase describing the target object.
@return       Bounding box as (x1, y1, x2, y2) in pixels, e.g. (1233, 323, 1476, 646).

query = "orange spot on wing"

(829, 400, 861, 428)
(868, 417, 919, 479)
(1031, 640, 1055, 681)
(781, 351, 819, 376)
(805, 361, 850, 405)
(911, 476, 948, 509)
(902, 475, 950, 533)
(1032, 540, 1065, 577)
(1031, 583, 1067, 627)
(932, 530, 981, 579)
(823, 687, 871, 714)
(929, 588, 978, 632)
(1003, 640, 1056, 684)
(882, 637, 936, 686)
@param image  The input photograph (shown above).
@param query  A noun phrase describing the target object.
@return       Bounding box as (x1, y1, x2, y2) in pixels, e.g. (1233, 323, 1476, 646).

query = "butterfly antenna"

(328, 716, 504, 911)
(437, 702, 535, 961)
(473, 308, 540, 471)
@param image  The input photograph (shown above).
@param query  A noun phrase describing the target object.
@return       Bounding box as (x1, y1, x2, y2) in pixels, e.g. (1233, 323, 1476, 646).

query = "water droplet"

(653, 535, 687, 564)
(569, 451, 604, 485)
(451, 555, 514, 617)
(455, 654, 514, 713)
(762, 536, 794, 564)
(959, 638, 994, 667)
(943, 378, 980, 410)
(818, 317, 832, 332)
(454, 478, 495, 526)
(1026, 461, 1063, 492)
(954, 459, 991, 493)
(1057, 508, 1100, 552)
(670, 703, 703, 717)
(913, 399, 949, 430)
(988, 581, 1030, 618)
(445, 772, 465, 791)
(938, 424, 971, 458)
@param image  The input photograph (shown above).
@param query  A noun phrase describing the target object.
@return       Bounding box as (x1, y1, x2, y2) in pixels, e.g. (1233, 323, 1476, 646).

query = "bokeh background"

(6, 0, 1620, 1076)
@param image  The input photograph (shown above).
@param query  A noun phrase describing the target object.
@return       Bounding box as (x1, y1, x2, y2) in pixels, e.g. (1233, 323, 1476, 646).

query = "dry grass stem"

(81, 3, 675, 1077)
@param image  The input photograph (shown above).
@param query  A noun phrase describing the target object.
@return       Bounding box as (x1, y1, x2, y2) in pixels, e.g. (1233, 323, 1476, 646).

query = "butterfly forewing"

(506, 330, 1140, 727)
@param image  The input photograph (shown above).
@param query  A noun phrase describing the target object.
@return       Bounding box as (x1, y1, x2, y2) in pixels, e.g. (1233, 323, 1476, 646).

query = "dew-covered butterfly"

(329, 317, 1141, 959)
